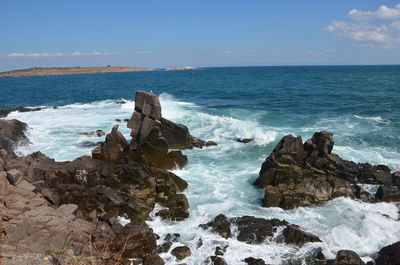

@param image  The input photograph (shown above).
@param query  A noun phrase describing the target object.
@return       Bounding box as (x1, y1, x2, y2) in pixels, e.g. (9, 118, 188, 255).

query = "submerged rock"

(253, 131, 395, 209)
(236, 138, 254, 144)
(200, 214, 320, 246)
(171, 246, 191, 260)
(244, 257, 267, 265)
(327, 250, 365, 265)
(79, 129, 105, 137)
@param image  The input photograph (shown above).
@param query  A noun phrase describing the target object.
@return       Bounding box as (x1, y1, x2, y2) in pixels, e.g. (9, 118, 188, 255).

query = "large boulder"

(327, 250, 365, 265)
(375, 241, 400, 265)
(254, 131, 393, 209)
(92, 125, 128, 163)
(134, 91, 162, 121)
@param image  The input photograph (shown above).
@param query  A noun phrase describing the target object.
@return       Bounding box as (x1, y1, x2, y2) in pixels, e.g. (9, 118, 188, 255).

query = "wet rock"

(160, 118, 192, 149)
(206, 140, 218, 147)
(79, 129, 106, 137)
(375, 186, 400, 202)
(156, 233, 180, 253)
(135, 90, 162, 121)
(115, 100, 126, 104)
(244, 257, 267, 265)
(236, 138, 254, 144)
(0, 107, 43, 118)
(375, 241, 400, 265)
(0, 119, 28, 143)
(232, 216, 287, 244)
(115, 119, 121, 122)
(191, 137, 206, 148)
(214, 244, 228, 256)
(282, 224, 321, 246)
(77, 141, 102, 148)
(327, 250, 365, 265)
(210, 256, 228, 265)
(199, 214, 232, 239)
(171, 246, 191, 260)
(254, 131, 386, 209)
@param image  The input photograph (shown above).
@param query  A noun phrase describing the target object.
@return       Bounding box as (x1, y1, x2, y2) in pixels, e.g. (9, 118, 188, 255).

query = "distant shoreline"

(0, 66, 154, 78)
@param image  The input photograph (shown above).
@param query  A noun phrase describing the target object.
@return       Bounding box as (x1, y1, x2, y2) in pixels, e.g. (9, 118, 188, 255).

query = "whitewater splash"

(5, 93, 400, 264)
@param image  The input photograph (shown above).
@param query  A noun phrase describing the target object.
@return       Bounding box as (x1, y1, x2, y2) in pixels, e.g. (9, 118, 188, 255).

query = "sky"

(1, 0, 400, 71)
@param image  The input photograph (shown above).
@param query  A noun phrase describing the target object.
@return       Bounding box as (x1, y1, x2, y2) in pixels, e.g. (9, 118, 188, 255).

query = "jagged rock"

(244, 257, 267, 265)
(78, 129, 105, 137)
(375, 186, 400, 202)
(375, 241, 400, 265)
(191, 137, 206, 148)
(214, 244, 228, 256)
(254, 131, 388, 209)
(171, 246, 191, 260)
(236, 138, 254, 144)
(282, 225, 321, 246)
(200, 214, 319, 247)
(6, 168, 23, 185)
(327, 250, 365, 265)
(156, 233, 180, 253)
(134, 91, 162, 121)
(91, 125, 128, 163)
(160, 118, 192, 149)
(199, 214, 232, 239)
(0, 119, 28, 144)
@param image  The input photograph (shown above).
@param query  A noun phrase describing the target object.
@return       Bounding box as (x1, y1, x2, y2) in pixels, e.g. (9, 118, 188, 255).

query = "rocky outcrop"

(254, 131, 397, 209)
(200, 214, 320, 246)
(0, 107, 43, 118)
(375, 241, 400, 265)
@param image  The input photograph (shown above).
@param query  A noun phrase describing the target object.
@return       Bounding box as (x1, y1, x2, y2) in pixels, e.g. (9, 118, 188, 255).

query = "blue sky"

(1, 0, 400, 70)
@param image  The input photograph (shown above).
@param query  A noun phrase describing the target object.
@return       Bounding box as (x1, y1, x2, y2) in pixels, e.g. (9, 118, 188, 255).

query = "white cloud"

(348, 4, 400, 20)
(325, 4, 400, 49)
(71, 51, 112, 56)
(8, 52, 64, 57)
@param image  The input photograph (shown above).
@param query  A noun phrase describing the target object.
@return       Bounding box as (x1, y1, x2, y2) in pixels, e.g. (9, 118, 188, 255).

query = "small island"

(0, 66, 154, 78)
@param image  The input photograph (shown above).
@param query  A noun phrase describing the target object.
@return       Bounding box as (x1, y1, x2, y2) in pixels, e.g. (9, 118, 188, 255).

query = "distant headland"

(0, 66, 154, 78)
(0, 66, 201, 78)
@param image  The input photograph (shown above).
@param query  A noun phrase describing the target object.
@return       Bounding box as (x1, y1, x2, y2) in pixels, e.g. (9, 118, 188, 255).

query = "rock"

(214, 244, 228, 256)
(0, 107, 43, 118)
(160, 118, 192, 149)
(79, 129, 105, 137)
(244, 257, 267, 265)
(375, 186, 400, 202)
(6, 168, 23, 185)
(171, 246, 191, 260)
(115, 119, 121, 122)
(236, 138, 254, 144)
(156, 233, 180, 253)
(282, 225, 321, 246)
(327, 250, 365, 265)
(191, 137, 206, 148)
(134, 91, 162, 121)
(375, 241, 400, 265)
(142, 254, 165, 265)
(210, 256, 228, 265)
(91, 125, 128, 163)
(199, 214, 232, 239)
(0, 119, 28, 143)
(206, 141, 218, 147)
(77, 141, 102, 148)
(254, 132, 385, 209)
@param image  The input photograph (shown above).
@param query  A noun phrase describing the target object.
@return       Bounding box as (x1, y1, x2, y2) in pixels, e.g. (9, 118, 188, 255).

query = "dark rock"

(0, 119, 28, 143)
(210, 256, 228, 265)
(282, 224, 321, 246)
(124, 119, 129, 122)
(0, 107, 43, 118)
(115, 119, 122, 122)
(375, 241, 400, 265)
(134, 91, 162, 121)
(77, 141, 102, 148)
(191, 137, 206, 148)
(160, 118, 192, 149)
(231, 216, 287, 244)
(254, 131, 387, 209)
(199, 214, 232, 239)
(171, 246, 191, 260)
(91, 125, 128, 163)
(327, 250, 365, 265)
(244, 257, 267, 265)
(156, 233, 180, 253)
(236, 138, 254, 144)
(115, 100, 126, 104)
(214, 244, 228, 256)
(206, 141, 218, 147)
(375, 186, 400, 202)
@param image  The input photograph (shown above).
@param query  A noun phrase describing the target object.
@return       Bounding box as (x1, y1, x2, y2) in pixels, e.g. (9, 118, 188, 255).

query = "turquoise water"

(2, 66, 400, 264)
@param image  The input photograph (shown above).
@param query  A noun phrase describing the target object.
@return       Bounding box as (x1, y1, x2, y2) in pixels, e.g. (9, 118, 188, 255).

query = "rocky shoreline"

(1, 91, 399, 265)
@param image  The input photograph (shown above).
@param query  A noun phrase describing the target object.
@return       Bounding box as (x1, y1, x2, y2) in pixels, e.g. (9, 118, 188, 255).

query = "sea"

(1, 66, 400, 264)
